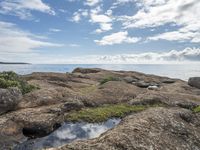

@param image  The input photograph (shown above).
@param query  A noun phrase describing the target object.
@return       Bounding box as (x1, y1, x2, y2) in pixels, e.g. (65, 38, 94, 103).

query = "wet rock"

(188, 77, 200, 89)
(0, 88, 22, 115)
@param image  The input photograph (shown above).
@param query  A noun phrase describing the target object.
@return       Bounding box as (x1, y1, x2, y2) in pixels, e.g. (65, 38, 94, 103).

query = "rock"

(72, 68, 101, 74)
(48, 108, 200, 150)
(130, 91, 200, 109)
(147, 85, 159, 90)
(0, 88, 22, 115)
(123, 76, 138, 83)
(188, 77, 200, 89)
(162, 79, 176, 84)
(134, 81, 150, 88)
(61, 99, 84, 112)
(1, 69, 200, 150)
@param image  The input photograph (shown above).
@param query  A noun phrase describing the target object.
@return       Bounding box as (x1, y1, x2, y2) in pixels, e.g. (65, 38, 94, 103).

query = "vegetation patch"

(0, 71, 39, 94)
(65, 104, 146, 123)
(79, 85, 97, 94)
(100, 76, 120, 85)
(193, 106, 200, 113)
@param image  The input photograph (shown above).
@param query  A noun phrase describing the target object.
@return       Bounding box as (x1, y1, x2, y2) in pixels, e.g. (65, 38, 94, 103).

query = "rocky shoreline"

(0, 68, 200, 150)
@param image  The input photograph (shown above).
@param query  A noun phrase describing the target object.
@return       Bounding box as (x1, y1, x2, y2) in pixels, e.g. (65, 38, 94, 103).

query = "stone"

(188, 77, 200, 89)
(162, 79, 176, 84)
(134, 81, 150, 88)
(0, 87, 22, 115)
(61, 99, 84, 112)
(72, 68, 101, 74)
(147, 85, 159, 90)
(123, 76, 138, 83)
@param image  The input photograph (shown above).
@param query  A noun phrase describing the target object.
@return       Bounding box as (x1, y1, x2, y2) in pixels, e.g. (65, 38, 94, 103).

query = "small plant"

(65, 104, 146, 123)
(193, 106, 200, 113)
(100, 76, 120, 85)
(0, 71, 39, 94)
(19, 80, 40, 94)
(0, 78, 20, 88)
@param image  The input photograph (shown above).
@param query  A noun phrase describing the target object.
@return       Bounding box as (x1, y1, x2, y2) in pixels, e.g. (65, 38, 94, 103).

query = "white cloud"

(49, 28, 61, 32)
(89, 7, 113, 33)
(0, 0, 55, 19)
(94, 47, 200, 63)
(0, 21, 62, 54)
(84, 0, 101, 7)
(56, 47, 200, 64)
(71, 9, 88, 22)
(90, 13, 112, 23)
(69, 44, 80, 47)
(2, 47, 198, 64)
(117, 0, 200, 43)
(148, 30, 200, 43)
(72, 12, 81, 22)
(95, 31, 140, 45)
(94, 23, 112, 33)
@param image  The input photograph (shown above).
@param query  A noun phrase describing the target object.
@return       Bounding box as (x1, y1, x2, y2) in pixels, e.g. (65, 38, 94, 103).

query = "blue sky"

(0, 0, 199, 64)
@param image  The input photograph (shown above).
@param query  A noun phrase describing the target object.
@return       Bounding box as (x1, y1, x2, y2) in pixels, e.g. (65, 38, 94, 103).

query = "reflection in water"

(15, 118, 121, 150)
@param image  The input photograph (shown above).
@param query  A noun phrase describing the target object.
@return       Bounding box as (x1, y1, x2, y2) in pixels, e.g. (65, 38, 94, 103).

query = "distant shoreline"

(0, 62, 30, 65)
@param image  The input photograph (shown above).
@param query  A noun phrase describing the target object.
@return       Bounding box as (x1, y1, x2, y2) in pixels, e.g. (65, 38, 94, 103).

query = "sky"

(0, 0, 200, 64)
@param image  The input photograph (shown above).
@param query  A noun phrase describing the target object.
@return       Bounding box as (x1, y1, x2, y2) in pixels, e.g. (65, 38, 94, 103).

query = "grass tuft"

(65, 104, 146, 123)
(0, 71, 39, 94)
(193, 106, 200, 113)
(100, 76, 120, 85)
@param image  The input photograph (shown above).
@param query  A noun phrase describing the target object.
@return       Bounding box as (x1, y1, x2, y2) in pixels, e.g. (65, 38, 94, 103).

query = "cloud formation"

(0, 21, 62, 54)
(95, 31, 140, 45)
(118, 0, 200, 43)
(65, 47, 200, 64)
(84, 0, 101, 7)
(0, 0, 55, 19)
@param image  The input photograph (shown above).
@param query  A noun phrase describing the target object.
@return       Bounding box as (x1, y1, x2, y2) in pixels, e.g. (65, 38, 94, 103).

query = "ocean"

(0, 64, 199, 81)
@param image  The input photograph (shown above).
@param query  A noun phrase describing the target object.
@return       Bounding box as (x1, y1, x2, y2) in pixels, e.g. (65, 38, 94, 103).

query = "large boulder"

(188, 77, 200, 89)
(0, 88, 22, 115)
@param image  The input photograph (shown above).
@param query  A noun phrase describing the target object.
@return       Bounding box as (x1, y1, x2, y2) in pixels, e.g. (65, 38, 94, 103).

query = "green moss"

(0, 71, 39, 94)
(100, 76, 120, 85)
(193, 106, 200, 113)
(65, 104, 146, 123)
(79, 85, 97, 94)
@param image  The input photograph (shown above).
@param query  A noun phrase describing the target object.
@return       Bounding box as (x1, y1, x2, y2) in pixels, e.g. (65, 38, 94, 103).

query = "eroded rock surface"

(0, 68, 200, 150)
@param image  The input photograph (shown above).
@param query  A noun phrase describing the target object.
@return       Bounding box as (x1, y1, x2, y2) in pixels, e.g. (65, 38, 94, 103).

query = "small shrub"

(0, 78, 20, 88)
(193, 106, 200, 113)
(0, 71, 39, 94)
(100, 76, 120, 85)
